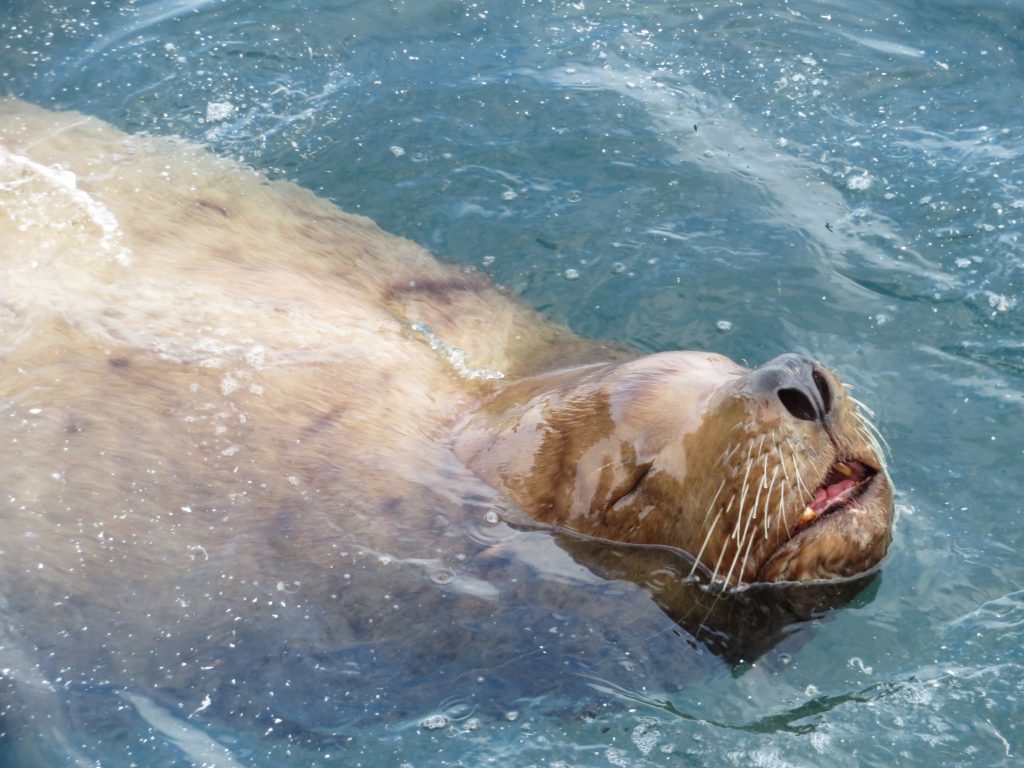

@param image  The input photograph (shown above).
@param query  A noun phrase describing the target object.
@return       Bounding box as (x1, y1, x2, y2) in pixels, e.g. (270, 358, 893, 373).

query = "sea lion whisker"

(723, 502, 750, 585)
(764, 463, 779, 539)
(794, 452, 815, 498)
(851, 401, 882, 440)
(777, 443, 793, 489)
(734, 481, 752, 545)
(715, 495, 738, 558)
(747, 452, 770, 541)
(720, 442, 742, 466)
(727, 500, 760, 587)
(853, 412, 887, 458)
(733, 440, 757, 541)
(857, 411, 891, 457)
(687, 511, 721, 579)
(708, 514, 733, 585)
(847, 394, 876, 418)
(778, 479, 791, 539)
(722, 534, 745, 588)
(726, 476, 761, 587)
(783, 439, 810, 499)
(737, 507, 762, 583)
(733, 437, 772, 558)
(747, 454, 768, 542)
(699, 479, 727, 531)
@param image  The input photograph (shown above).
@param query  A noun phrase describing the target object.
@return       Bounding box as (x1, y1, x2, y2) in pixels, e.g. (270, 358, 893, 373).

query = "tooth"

(800, 507, 817, 524)
(835, 462, 853, 477)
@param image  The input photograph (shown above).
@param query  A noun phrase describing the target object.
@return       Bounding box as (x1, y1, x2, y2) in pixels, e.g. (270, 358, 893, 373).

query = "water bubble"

(244, 345, 266, 368)
(716, 320, 733, 332)
(220, 375, 239, 396)
(205, 102, 234, 122)
(419, 714, 448, 730)
(605, 747, 631, 767)
(564, 268, 580, 281)
(612, 262, 626, 274)
(430, 569, 455, 586)
(481, 255, 495, 266)
(631, 720, 661, 755)
(504, 710, 519, 722)
(501, 189, 518, 201)
(987, 293, 1015, 313)
(846, 173, 872, 191)
(389, 145, 406, 158)
(566, 190, 582, 203)
(483, 510, 500, 525)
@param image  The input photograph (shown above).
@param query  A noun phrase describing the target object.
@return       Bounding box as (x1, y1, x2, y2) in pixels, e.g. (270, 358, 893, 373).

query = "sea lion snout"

(742, 353, 836, 426)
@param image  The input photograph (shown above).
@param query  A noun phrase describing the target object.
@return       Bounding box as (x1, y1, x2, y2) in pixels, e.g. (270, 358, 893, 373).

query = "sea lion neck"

(453, 361, 624, 509)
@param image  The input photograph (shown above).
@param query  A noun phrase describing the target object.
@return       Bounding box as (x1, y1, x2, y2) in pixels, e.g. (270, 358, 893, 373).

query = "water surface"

(2, 1, 1022, 765)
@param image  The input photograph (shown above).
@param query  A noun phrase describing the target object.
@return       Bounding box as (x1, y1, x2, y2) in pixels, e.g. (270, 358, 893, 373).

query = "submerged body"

(0, 101, 893, 752)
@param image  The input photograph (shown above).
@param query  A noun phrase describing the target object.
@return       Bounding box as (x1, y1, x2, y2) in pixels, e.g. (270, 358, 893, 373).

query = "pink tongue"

(811, 478, 858, 511)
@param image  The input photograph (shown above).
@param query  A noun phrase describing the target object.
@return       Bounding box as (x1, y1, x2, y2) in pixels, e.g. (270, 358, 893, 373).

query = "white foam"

(410, 321, 505, 380)
(205, 101, 235, 122)
(0, 145, 132, 265)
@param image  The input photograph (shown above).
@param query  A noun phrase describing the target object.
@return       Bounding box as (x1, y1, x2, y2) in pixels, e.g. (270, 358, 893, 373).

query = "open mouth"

(795, 459, 878, 532)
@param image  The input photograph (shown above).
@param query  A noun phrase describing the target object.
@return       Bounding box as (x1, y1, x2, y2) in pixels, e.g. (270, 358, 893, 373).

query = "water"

(2, 0, 1022, 765)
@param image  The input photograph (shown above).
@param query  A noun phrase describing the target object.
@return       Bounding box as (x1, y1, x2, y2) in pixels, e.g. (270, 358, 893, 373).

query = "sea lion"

(0, 98, 895, 761)
(0, 98, 892, 594)
(0, 99, 897, 765)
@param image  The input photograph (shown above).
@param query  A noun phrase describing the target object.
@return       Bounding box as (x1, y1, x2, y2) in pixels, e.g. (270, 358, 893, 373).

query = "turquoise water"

(2, 1, 1023, 765)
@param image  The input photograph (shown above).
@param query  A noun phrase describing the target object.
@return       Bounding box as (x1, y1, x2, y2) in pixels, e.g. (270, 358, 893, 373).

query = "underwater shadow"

(549, 530, 883, 665)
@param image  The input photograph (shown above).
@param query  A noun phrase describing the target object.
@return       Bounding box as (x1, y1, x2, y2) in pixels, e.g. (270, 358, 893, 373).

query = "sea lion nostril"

(812, 370, 833, 415)
(778, 387, 819, 422)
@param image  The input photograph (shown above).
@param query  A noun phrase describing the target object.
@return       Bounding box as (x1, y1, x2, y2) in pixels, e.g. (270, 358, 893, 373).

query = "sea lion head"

(455, 350, 894, 588)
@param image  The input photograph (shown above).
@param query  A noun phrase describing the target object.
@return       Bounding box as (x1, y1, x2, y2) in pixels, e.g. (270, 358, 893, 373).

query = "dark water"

(2, 0, 1023, 765)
